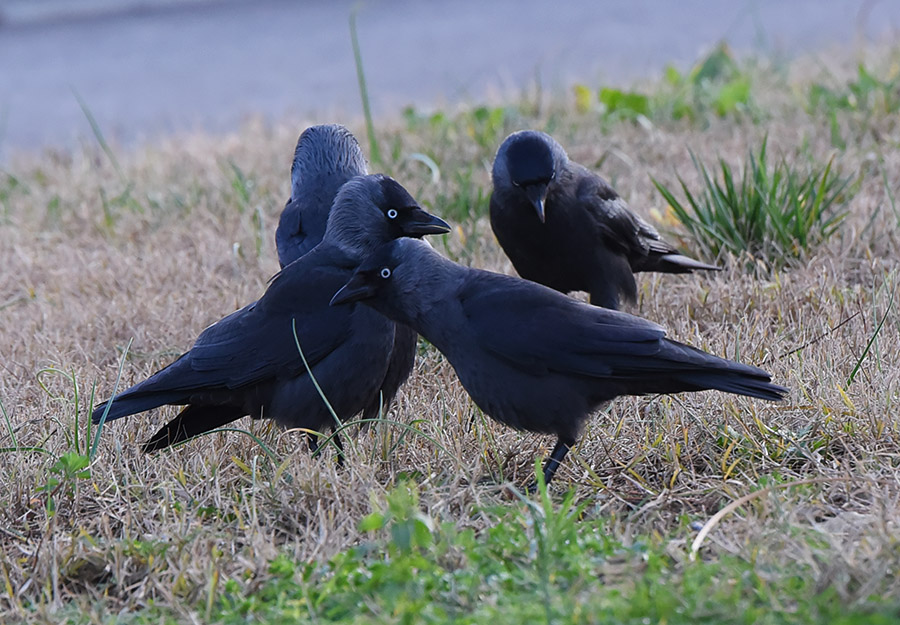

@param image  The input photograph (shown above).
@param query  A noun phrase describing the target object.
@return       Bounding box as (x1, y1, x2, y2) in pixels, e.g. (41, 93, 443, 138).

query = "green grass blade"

(90, 337, 133, 459)
(292, 318, 350, 461)
(349, 6, 382, 167)
(846, 282, 895, 386)
(72, 89, 125, 181)
(0, 396, 17, 450)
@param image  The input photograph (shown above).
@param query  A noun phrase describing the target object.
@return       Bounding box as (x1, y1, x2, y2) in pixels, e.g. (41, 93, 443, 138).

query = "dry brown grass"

(1, 48, 900, 621)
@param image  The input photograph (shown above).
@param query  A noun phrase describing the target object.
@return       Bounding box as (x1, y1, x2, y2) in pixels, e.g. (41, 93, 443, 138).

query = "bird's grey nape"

(322, 174, 410, 260)
(291, 124, 368, 199)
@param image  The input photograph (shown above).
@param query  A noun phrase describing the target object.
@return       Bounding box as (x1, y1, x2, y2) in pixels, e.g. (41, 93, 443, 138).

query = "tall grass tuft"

(653, 138, 856, 269)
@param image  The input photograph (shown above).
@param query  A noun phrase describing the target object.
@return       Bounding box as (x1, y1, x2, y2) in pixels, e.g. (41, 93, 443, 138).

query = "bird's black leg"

(528, 437, 575, 493)
(542, 438, 573, 484)
(332, 429, 345, 468)
(307, 429, 345, 466)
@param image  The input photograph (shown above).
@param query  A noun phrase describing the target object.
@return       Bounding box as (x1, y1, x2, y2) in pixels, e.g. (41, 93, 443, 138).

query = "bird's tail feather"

(142, 404, 247, 453)
(92, 352, 202, 425)
(91, 391, 187, 425)
(614, 339, 788, 402)
(673, 371, 787, 401)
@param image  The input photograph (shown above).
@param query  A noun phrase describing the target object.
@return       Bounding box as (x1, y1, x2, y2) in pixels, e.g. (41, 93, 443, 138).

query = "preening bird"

(490, 130, 719, 310)
(332, 238, 787, 486)
(93, 175, 450, 454)
(276, 124, 368, 267)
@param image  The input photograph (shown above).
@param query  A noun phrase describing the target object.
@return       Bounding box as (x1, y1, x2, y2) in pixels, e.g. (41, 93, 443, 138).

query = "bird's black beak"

(330, 273, 376, 306)
(399, 208, 451, 236)
(524, 185, 548, 223)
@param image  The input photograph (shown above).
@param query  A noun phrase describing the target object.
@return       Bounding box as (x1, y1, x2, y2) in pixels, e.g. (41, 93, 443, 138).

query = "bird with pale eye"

(490, 130, 720, 310)
(332, 238, 786, 489)
(276, 125, 430, 428)
(93, 175, 450, 457)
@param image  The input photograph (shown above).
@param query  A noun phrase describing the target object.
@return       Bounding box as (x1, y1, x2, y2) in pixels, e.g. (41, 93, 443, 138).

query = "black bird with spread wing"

(93, 175, 449, 454)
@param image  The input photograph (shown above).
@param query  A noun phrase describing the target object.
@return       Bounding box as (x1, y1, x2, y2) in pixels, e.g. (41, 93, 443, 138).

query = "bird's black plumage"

(276, 124, 368, 267)
(274, 124, 420, 432)
(332, 238, 787, 486)
(92, 175, 450, 453)
(490, 130, 720, 310)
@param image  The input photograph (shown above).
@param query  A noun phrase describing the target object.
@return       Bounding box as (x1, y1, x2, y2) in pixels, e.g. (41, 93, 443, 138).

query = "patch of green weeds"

(653, 138, 857, 269)
(224, 160, 253, 215)
(681, 42, 753, 117)
(0, 171, 27, 223)
(43, 479, 900, 624)
(464, 105, 510, 151)
(23, 342, 132, 519)
(98, 182, 143, 229)
(403, 104, 512, 153)
(180, 480, 900, 624)
(577, 42, 755, 125)
(598, 86, 651, 121)
(31, 367, 99, 515)
(37, 452, 91, 515)
(432, 165, 489, 224)
(809, 64, 900, 147)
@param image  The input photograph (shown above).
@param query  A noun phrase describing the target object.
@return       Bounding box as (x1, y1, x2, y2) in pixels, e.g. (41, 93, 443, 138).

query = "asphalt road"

(1, 0, 899, 156)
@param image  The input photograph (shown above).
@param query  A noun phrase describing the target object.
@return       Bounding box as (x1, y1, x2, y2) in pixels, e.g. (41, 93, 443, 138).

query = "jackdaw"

(273, 124, 417, 429)
(276, 124, 368, 267)
(92, 175, 450, 454)
(490, 130, 719, 310)
(332, 238, 787, 486)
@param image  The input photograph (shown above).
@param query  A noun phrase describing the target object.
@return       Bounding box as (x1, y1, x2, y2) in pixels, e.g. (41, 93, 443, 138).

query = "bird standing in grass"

(332, 238, 787, 486)
(275, 124, 421, 429)
(93, 175, 450, 454)
(490, 130, 719, 310)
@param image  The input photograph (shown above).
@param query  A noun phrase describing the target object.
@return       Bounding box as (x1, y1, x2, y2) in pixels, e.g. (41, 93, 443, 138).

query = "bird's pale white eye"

(380, 267, 391, 279)
(387, 208, 398, 219)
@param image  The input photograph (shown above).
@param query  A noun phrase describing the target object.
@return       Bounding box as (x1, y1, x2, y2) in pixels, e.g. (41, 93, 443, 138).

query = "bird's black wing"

(91, 261, 353, 424)
(461, 272, 666, 377)
(460, 271, 783, 400)
(275, 197, 306, 267)
(570, 165, 675, 259)
(278, 168, 365, 267)
(187, 262, 353, 388)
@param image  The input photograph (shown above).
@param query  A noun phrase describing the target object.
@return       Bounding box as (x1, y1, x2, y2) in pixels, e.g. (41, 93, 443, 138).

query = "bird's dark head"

(330, 238, 440, 325)
(376, 176, 452, 238)
(325, 174, 450, 258)
(493, 130, 568, 223)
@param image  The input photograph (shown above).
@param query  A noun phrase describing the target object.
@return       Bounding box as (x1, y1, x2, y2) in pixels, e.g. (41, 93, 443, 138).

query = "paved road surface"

(1, 0, 899, 156)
